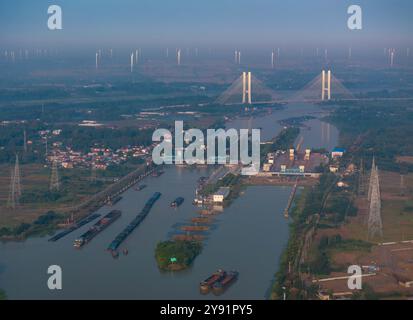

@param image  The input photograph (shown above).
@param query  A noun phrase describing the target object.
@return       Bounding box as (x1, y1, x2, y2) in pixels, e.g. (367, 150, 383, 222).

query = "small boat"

(123, 248, 129, 256)
(199, 269, 226, 294)
(212, 271, 238, 295)
(134, 184, 147, 191)
(107, 195, 122, 206)
(170, 197, 184, 208)
(151, 170, 164, 177)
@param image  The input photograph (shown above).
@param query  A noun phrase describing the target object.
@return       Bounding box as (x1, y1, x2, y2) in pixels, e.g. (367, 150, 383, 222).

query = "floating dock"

(107, 192, 161, 252)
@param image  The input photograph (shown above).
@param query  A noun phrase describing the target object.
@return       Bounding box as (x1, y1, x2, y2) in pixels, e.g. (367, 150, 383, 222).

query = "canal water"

(0, 103, 338, 299)
(227, 103, 338, 151)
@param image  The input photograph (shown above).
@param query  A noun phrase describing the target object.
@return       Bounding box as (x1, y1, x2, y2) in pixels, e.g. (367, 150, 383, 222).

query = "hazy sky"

(0, 0, 412, 48)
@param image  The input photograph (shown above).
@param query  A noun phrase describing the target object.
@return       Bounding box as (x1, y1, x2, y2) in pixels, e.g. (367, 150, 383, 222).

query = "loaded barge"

(200, 269, 226, 294)
(107, 192, 161, 253)
(212, 271, 239, 295)
(48, 213, 101, 242)
(73, 210, 121, 248)
(200, 269, 239, 295)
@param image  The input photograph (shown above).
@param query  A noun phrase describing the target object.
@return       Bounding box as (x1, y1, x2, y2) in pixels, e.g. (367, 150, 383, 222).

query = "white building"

(213, 187, 230, 203)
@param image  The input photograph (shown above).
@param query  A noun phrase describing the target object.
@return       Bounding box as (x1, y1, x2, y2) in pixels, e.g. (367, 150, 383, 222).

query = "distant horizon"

(1, 0, 412, 48)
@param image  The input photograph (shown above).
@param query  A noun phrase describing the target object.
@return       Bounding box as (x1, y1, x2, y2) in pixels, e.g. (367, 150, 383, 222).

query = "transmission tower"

(7, 154, 22, 209)
(23, 129, 27, 153)
(399, 163, 408, 196)
(367, 157, 383, 239)
(49, 153, 60, 191)
(90, 163, 97, 182)
(368, 157, 376, 201)
(358, 158, 365, 195)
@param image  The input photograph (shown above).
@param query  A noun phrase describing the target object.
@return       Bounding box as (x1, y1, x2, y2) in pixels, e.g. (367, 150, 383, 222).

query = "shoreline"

(0, 163, 156, 243)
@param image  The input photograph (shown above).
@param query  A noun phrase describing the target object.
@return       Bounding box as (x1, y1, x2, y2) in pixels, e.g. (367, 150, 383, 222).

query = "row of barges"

(48, 213, 101, 242)
(107, 192, 162, 253)
(73, 210, 122, 248)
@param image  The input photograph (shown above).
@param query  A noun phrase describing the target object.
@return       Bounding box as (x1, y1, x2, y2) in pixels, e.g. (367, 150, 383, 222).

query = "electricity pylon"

(7, 154, 22, 209)
(367, 157, 383, 239)
(49, 153, 60, 191)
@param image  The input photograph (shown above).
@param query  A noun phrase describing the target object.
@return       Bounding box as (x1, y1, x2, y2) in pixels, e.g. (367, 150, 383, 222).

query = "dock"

(61, 164, 157, 223)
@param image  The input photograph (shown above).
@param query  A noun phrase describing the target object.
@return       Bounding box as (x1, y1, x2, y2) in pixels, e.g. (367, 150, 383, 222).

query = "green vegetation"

(260, 127, 300, 163)
(272, 173, 339, 299)
(304, 236, 372, 276)
(155, 240, 202, 271)
(201, 173, 240, 195)
(200, 173, 245, 207)
(0, 211, 63, 239)
(351, 284, 379, 300)
(328, 102, 413, 172)
(0, 289, 6, 300)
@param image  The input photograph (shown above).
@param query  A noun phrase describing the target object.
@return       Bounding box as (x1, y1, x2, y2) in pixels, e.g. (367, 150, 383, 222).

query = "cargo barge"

(107, 192, 161, 253)
(48, 213, 101, 242)
(212, 271, 239, 295)
(170, 197, 184, 207)
(200, 269, 226, 294)
(73, 210, 121, 248)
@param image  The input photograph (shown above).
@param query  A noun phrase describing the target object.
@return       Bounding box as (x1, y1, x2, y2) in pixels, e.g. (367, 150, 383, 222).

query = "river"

(0, 103, 338, 299)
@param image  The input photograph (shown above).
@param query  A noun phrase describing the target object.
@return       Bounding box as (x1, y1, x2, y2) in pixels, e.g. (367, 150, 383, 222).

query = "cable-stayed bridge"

(214, 70, 410, 106)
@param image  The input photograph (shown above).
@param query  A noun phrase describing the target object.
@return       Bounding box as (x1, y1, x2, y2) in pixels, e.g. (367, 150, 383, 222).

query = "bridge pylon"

(321, 70, 331, 101)
(242, 71, 252, 105)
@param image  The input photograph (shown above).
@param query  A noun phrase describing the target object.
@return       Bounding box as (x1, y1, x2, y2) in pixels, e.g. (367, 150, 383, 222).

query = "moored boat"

(199, 269, 226, 294)
(212, 271, 238, 295)
(134, 184, 147, 191)
(170, 197, 184, 208)
(107, 195, 122, 206)
(73, 210, 121, 248)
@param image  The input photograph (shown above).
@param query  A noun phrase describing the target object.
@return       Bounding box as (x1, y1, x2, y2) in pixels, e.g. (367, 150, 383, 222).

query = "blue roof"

(332, 148, 346, 153)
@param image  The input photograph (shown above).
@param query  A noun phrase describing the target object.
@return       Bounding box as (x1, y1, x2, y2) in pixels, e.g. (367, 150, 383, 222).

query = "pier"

(65, 164, 157, 220)
(283, 178, 298, 218)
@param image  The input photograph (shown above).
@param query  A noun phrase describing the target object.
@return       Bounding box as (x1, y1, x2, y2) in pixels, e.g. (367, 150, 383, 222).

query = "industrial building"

(213, 187, 230, 203)
(261, 148, 328, 177)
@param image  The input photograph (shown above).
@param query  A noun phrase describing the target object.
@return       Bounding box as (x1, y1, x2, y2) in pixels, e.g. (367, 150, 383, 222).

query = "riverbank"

(0, 163, 155, 242)
(271, 173, 338, 299)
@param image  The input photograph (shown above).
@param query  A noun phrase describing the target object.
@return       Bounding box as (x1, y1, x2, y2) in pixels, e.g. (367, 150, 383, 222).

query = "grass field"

(336, 171, 413, 243)
(0, 163, 112, 228)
